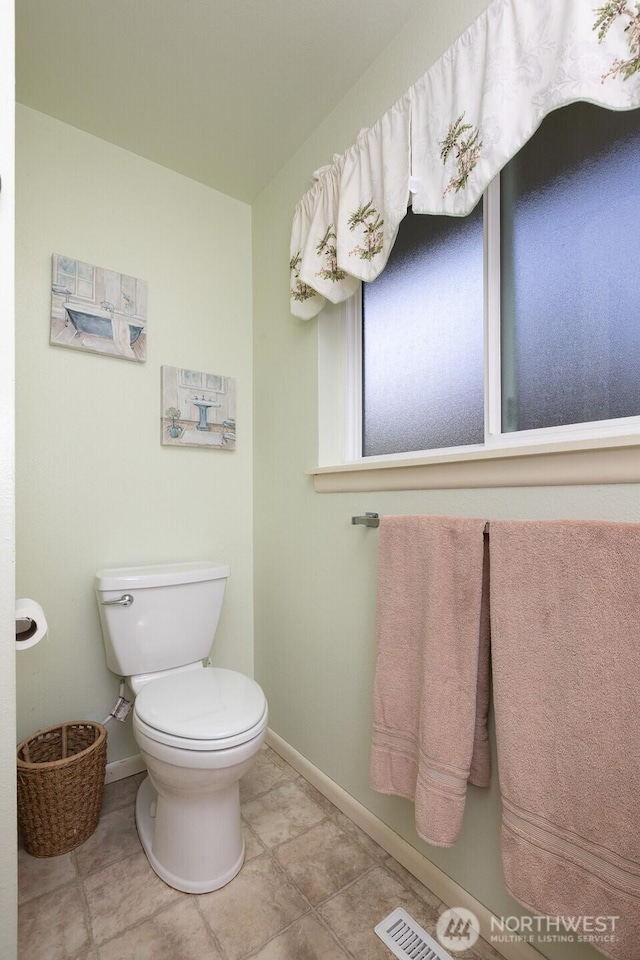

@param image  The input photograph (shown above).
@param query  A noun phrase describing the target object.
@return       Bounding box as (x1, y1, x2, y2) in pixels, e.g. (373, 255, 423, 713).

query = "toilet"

(95, 560, 268, 894)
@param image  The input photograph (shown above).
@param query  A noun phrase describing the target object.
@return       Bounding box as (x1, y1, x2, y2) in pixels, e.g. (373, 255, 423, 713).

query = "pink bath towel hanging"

(369, 515, 490, 847)
(490, 519, 640, 960)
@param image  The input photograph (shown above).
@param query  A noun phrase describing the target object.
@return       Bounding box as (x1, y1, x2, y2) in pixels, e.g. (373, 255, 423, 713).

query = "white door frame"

(0, 0, 17, 954)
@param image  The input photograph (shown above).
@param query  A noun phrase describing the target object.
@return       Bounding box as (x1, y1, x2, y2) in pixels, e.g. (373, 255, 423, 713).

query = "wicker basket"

(17, 721, 107, 857)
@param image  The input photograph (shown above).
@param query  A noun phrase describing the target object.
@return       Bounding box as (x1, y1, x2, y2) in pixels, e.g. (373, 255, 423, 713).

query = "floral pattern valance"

(290, 0, 640, 319)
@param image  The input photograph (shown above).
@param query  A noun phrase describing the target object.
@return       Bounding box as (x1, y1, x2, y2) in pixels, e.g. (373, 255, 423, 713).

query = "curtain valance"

(290, 0, 640, 319)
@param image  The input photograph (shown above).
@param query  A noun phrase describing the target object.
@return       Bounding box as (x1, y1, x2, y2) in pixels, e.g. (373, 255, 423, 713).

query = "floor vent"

(375, 908, 453, 960)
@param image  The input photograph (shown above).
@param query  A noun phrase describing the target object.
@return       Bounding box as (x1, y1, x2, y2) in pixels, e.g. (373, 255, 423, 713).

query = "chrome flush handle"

(101, 594, 134, 607)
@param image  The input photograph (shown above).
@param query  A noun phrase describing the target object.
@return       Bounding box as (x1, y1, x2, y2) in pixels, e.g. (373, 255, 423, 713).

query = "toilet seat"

(134, 667, 267, 751)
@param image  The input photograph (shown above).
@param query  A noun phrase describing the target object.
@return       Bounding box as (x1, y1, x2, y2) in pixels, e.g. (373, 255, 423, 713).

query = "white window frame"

(339, 176, 640, 468)
(312, 164, 640, 490)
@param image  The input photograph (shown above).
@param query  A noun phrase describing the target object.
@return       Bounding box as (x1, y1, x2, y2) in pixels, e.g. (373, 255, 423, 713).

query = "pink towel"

(369, 515, 490, 847)
(490, 520, 640, 960)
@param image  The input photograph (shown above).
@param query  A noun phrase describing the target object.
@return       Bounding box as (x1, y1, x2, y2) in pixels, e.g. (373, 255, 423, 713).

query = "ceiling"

(16, 0, 425, 202)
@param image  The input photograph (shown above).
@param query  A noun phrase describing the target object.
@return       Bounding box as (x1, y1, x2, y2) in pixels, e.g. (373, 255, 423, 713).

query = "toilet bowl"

(94, 561, 268, 893)
(132, 666, 268, 893)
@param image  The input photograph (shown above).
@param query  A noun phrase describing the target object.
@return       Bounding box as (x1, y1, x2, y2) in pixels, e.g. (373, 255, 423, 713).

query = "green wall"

(251, 4, 640, 959)
(15, 106, 254, 763)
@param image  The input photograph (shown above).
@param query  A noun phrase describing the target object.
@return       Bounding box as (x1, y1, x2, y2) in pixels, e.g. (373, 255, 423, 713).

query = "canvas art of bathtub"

(161, 365, 236, 450)
(50, 254, 147, 362)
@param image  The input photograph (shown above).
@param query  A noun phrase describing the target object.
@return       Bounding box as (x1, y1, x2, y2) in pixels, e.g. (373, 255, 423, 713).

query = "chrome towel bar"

(352, 513, 380, 528)
(352, 513, 490, 533)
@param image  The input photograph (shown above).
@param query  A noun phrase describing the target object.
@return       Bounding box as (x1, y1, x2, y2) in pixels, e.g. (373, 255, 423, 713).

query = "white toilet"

(95, 560, 268, 894)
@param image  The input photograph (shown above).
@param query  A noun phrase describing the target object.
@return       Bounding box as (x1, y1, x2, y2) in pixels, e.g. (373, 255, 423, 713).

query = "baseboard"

(105, 753, 146, 784)
(266, 729, 541, 960)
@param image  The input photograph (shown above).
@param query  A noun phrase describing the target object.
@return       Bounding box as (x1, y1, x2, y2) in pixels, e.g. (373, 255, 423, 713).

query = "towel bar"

(352, 513, 490, 534)
(351, 512, 380, 528)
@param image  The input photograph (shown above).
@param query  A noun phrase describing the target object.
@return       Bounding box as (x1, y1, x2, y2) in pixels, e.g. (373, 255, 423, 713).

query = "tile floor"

(18, 744, 503, 960)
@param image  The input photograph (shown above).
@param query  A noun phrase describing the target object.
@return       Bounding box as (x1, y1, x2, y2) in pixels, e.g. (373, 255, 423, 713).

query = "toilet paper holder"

(15, 598, 49, 650)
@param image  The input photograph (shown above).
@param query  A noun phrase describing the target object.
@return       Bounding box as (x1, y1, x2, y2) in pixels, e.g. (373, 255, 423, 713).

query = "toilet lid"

(134, 668, 267, 741)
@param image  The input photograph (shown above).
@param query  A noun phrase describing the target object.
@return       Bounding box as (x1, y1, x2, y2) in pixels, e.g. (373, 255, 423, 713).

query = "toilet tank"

(95, 561, 229, 677)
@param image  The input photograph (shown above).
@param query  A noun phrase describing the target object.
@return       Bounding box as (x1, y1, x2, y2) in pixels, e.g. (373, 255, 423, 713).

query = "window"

(55, 255, 96, 301)
(362, 204, 484, 456)
(352, 102, 640, 463)
(500, 103, 640, 435)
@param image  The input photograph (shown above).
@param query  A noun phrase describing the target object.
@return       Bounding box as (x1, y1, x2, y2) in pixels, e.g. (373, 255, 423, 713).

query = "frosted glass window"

(362, 205, 484, 456)
(501, 102, 640, 433)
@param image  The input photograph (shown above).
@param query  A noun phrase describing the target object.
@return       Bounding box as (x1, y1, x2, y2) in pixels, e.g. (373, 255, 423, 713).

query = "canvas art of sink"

(161, 366, 236, 451)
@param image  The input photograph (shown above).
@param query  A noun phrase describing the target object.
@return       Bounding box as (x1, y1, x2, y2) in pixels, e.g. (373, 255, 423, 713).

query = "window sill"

(308, 435, 640, 492)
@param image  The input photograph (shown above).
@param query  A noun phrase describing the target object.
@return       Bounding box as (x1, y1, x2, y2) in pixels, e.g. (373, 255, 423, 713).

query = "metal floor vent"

(375, 908, 453, 960)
